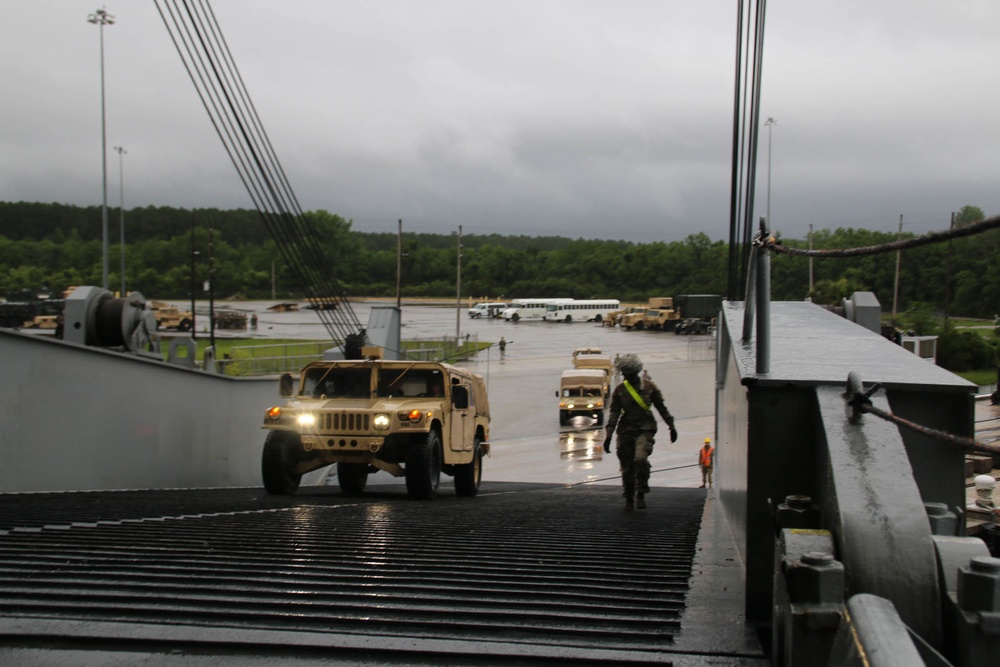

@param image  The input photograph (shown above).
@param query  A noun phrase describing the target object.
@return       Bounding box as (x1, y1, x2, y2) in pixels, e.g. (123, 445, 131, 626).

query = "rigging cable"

(763, 214, 1000, 258)
(154, 0, 365, 355)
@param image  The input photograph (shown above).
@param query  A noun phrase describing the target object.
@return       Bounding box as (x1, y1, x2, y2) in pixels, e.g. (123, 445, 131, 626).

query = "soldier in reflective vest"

(604, 353, 677, 511)
(699, 438, 715, 488)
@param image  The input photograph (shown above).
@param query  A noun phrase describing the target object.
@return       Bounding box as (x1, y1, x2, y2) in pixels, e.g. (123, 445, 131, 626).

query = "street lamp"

(114, 145, 126, 295)
(764, 117, 777, 227)
(88, 7, 115, 291)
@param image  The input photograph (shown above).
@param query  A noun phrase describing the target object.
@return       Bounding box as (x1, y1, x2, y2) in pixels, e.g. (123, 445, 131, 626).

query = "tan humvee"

(557, 368, 608, 425)
(261, 359, 491, 499)
(149, 301, 194, 332)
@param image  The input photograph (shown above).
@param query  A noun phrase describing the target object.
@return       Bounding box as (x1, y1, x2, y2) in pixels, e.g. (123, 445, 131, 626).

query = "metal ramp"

(0, 483, 719, 665)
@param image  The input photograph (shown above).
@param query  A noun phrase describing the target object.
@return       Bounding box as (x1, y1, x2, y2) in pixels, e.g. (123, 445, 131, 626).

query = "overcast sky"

(3, 1, 998, 243)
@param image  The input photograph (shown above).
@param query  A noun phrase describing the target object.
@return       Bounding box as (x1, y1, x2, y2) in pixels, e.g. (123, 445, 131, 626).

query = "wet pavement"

(212, 299, 718, 492)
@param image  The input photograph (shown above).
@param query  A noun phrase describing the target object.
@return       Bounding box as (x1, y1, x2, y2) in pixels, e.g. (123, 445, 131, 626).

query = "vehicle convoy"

(557, 368, 608, 425)
(261, 358, 490, 499)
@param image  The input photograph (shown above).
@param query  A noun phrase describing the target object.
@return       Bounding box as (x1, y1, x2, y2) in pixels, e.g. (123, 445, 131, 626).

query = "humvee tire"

(337, 462, 369, 495)
(406, 430, 442, 499)
(262, 430, 302, 495)
(595, 411, 604, 426)
(559, 410, 569, 426)
(454, 439, 483, 497)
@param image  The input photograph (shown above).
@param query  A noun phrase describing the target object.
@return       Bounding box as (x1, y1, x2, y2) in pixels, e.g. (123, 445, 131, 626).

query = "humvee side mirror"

(278, 373, 295, 397)
(452, 386, 469, 410)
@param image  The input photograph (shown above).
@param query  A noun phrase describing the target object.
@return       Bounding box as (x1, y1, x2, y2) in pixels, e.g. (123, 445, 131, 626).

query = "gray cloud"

(2, 1, 998, 243)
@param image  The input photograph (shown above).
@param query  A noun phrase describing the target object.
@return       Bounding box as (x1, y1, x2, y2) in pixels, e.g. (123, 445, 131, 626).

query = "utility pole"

(456, 225, 463, 340)
(808, 223, 813, 296)
(190, 218, 198, 339)
(208, 226, 215, 350)
(945, 211, 955, 318)
(396, 219, 402, 310)
(114, 145, 126, 295)
(892, 214, 903, 319)
(88, 7, 115, 291)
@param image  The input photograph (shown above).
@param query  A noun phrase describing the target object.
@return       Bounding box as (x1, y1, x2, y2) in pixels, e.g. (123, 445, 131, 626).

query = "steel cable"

(764, 214, 1000, 258)
(154, 0, 365, 352)
(847, 383, 1000, 456)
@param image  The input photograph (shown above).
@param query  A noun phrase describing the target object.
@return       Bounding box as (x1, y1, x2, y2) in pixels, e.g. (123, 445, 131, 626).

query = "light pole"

(88, 7, 115, 291)
(114, 145, 126, 295)
(764, 117, 776, 227)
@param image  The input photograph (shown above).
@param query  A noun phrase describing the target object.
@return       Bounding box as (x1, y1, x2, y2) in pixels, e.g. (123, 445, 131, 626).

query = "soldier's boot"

(624, 496, 634, 511)
(636, 493, 646, 510)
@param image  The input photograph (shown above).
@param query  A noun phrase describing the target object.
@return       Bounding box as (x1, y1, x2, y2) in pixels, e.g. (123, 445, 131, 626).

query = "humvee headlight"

(266, 406, 282, 420)
(566, 402, 576, 409)
(297, 414, 316, 427)
(586, 402, 595, 409)
(373, 413, 391, 430)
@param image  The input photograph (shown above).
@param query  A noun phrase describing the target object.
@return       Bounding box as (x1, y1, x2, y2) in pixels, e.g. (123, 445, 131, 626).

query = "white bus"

(543, 299, 621, 323)
(502, 298, 573, 322)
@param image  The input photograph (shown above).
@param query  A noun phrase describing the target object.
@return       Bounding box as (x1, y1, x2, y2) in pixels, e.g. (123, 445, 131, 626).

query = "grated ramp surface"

(0, 483, 706, 664)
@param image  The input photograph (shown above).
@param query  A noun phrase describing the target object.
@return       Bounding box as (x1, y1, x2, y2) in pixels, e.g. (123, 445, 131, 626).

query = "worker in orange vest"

(699, 438, 715, 489)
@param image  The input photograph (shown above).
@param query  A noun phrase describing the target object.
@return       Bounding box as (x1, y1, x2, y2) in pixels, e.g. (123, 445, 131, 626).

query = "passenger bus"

(501, 298, 573, 322)
(543, 299, 621, 323)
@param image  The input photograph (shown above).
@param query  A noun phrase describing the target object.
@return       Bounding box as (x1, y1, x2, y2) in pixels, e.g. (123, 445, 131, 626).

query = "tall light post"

(88, 8, 115, 291)
(764, 117, 777, 227)
(114, 145, 126, 295)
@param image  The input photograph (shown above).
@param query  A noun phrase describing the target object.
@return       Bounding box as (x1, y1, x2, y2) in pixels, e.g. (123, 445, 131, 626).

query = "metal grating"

(0, 484, 705, 663)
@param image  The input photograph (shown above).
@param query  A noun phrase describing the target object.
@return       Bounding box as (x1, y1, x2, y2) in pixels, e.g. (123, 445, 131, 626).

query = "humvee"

(557, 368, 608, 425)
(261, 359, 490, 499)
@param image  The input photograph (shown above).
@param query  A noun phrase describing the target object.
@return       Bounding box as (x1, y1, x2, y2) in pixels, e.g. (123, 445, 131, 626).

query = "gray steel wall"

(0, 329, 286, 493)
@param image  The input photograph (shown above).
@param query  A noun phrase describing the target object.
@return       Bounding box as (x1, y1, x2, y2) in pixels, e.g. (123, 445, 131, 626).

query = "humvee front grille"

(320, 411, 370, 433)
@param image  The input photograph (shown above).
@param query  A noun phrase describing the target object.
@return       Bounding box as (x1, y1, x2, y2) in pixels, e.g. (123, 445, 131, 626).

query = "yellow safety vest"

(623, 380, 649, 411)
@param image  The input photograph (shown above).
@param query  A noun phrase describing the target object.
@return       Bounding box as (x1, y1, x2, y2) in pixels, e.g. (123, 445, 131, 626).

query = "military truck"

(619, 306, 649, 330)
(673, 294, 723, 335)
(557, 368, 608, 425)
(571, 347, 614, 381)
(149, 301, 194, 332)
(261, 359, 490, 499)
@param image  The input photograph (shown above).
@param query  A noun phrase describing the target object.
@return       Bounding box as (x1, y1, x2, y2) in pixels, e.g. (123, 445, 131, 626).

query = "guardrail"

(220, 335, 484, 376)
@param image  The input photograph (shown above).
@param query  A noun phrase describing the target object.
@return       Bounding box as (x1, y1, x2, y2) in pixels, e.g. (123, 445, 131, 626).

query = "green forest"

(1, 201, 997, 322)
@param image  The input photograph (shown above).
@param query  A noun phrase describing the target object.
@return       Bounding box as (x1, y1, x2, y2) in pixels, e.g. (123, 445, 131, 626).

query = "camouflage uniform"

(605, 375, 675, 507)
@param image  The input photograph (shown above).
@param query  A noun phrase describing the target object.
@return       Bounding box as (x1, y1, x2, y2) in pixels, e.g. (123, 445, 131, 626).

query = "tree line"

(1, 202, 996, 321)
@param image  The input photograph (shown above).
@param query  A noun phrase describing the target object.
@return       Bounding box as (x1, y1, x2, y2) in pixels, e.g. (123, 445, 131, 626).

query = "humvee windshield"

(561, 387, 601, 398)
(377, 368, 446, 398)
(301, 367, 372, 398)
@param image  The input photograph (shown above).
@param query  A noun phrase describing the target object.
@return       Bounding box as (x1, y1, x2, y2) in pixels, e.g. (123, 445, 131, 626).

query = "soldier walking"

(699, 438, 715, 488)
(604, 354, 677, 511)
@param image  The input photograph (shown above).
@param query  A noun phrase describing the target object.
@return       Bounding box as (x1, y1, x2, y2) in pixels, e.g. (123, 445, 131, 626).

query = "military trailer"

(261, 359, 490, 499)
(557, 368, 608, 425)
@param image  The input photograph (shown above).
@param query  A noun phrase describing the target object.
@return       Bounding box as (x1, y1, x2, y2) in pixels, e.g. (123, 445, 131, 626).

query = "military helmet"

(619, 353, 643, 375)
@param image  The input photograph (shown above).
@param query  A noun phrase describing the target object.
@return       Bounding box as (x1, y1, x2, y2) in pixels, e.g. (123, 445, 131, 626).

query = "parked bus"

(543, 299, 621, 323)
(501, 298, 573, 322)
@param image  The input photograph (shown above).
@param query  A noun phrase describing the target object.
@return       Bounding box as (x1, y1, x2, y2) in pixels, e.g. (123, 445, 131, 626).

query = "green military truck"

(673, 294, 723, 335)
(261, 359, 490, 499)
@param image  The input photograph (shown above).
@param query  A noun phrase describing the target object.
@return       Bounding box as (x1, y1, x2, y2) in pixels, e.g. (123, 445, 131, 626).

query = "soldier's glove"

(669, 426, 678, 443)
(603, 435, 613, 453)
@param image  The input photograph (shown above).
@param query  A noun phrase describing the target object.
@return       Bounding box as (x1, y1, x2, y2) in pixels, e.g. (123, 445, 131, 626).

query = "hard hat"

(705, 438, 711, 443)
(619, 353, 642, 375)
